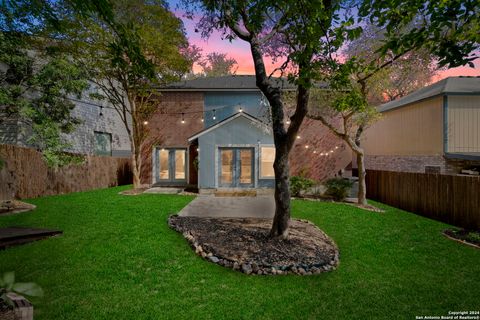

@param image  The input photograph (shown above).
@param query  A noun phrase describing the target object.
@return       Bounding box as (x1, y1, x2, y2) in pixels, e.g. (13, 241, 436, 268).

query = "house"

(140, 75, 352, 191)
(0, 81, 132, 158)
(362, 76, 480, 174)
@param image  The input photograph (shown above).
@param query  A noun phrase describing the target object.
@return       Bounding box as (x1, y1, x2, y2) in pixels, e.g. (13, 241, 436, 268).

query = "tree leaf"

(12, 282, 44, 297)
(2, 272, 15, 290)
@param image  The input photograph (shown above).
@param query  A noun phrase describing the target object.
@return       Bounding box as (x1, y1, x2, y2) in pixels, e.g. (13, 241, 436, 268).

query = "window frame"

(93, 131, 112, 156)
(155, 147, 188, 183)
(259, 145, 275, 179)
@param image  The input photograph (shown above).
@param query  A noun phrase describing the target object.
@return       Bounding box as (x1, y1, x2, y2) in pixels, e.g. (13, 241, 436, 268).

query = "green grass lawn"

(1, 186, 479, 319)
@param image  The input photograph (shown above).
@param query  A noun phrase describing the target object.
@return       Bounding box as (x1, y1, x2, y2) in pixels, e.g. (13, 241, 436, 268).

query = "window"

(174, 149, 186, 179)
(260, 146, 275, 178)
(94, 132, 112, 156)
(159, 149, 169, 180)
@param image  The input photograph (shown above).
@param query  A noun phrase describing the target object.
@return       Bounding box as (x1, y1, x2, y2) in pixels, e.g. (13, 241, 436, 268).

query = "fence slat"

(366, 169, 480, 230)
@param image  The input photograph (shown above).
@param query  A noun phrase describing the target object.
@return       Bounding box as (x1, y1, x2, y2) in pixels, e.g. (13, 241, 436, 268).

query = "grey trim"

(215, 144, 258, 188)
(188, 112, 271, 141)
(444, 153, 480, 160)
(378, 77, 480, 112)
(443, 95, 448, 154)
(153, 147, 188, 184)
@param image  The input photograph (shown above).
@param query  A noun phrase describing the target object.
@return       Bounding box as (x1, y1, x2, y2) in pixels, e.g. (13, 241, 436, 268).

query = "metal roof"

(378, 76, 480, 112)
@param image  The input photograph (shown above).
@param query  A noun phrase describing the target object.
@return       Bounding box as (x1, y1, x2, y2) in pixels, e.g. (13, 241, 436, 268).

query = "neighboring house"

(140, 75, 352, 191)
(0, 81, 132, 158)
(362, 76, 480, 174)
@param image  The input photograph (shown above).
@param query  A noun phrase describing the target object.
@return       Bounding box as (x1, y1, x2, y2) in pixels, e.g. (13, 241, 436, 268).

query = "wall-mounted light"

(239, 107, 243, 113)
(213, 109, 216, 120)
(201, 117, 204, 122)
(181, 112, 185, 124)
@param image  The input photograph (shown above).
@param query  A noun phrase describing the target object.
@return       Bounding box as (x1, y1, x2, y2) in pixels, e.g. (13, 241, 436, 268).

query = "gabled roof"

(188, 112, 271, 142)
(158, 75, 297, 92)
(378, 76, 480, 112)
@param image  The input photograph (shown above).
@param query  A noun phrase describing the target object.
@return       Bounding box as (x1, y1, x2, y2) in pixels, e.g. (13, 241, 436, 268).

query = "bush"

(290, 176, 315, 197)
(325, 178, 353, 201)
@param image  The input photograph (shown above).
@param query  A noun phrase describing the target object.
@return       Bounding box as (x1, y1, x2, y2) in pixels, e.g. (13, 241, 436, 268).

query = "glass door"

(156, 148, 186, 184)
(218, 148, 254, 187)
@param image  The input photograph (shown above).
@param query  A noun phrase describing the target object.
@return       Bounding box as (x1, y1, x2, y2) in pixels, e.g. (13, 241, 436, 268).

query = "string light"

(181, 112, 185, 124)
(286, 119, 291, 125)
(296, 135, 301, 139)
(143, 121, 148, 125)
(313, 150, 317, 154)
(305, 145, 309, 149)
(201, 117, 204, 122)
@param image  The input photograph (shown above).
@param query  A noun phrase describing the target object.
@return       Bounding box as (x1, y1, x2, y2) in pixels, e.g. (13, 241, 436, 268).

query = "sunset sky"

(171, 3, 480, 81)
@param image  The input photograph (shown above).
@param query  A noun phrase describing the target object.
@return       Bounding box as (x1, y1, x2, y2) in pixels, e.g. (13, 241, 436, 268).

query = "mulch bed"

(168, 215, 339, 275)
(0, 200, 36, 216)
(443, 229, 480, 249)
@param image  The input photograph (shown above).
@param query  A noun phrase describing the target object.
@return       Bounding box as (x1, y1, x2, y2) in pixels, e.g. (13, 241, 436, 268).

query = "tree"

(0, 27, 88, 167)
(65, 0, 192, 188)
(308, 0, 479, 205)
(343, 24, 440, 105)
(198, 52, 238, 76)
(184, 0, 359, 238)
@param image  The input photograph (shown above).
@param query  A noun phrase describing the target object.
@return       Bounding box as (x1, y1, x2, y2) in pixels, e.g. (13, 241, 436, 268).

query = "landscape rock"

(168, 215, 340, 276)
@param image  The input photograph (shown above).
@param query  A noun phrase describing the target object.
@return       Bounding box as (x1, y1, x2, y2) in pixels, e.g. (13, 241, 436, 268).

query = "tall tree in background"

(66, 0, 192, 188)
(199, 52, 238, 76)
(343, 25, 440, 105)
(0, 3, 89, 167)
(308, 1, 479, 205)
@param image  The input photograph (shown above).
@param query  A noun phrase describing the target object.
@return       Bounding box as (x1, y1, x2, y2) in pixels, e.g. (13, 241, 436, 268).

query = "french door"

(156, 148, 186, 184)
(218, 147, 254, 188)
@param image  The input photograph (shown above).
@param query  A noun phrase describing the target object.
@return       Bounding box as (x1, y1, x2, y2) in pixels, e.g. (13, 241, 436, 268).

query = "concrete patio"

(178, 195, 275, 218)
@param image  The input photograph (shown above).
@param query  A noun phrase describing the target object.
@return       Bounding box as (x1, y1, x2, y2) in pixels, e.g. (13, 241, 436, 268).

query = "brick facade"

(140, 91, 352, 186)
(140, 92, 204, 185)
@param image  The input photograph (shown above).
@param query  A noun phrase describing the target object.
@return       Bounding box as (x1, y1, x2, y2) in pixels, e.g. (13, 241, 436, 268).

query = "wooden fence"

(0, 144, 132, 199)
(366, 169, 480, 230)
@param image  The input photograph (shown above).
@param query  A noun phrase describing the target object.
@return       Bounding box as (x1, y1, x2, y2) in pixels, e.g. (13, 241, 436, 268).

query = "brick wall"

(140, 92, 204, 185)
(364, 154, 480, 174)
(290, 117, 351, 181)
(140, 91, 352, 185)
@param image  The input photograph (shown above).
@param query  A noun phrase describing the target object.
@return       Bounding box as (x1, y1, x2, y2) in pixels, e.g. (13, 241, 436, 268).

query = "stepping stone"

(0, 227, 62, 249)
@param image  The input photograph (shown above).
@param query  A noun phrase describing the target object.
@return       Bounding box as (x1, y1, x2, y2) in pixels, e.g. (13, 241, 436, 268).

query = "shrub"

(290, 176, 315, 197)
(325, 178, 353, 201)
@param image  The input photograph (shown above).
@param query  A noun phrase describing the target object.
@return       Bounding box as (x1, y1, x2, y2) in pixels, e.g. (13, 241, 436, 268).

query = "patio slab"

(178, 195, 275, 218)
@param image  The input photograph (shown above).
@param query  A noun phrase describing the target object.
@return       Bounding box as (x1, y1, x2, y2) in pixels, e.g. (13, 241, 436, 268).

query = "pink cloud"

(174, 5, 480, 79)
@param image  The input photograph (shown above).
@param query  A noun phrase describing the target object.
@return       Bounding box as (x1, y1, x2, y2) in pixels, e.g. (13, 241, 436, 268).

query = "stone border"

(168, 216, 340, 276)
(443, 231, 480, 250)
(0, 201, 36, 216)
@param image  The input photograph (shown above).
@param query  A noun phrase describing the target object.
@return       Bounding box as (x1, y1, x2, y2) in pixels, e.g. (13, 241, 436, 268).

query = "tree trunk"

(131, 144, 142, 189)
(356, 150, 367, 205)
(270, 144, 291, 239)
